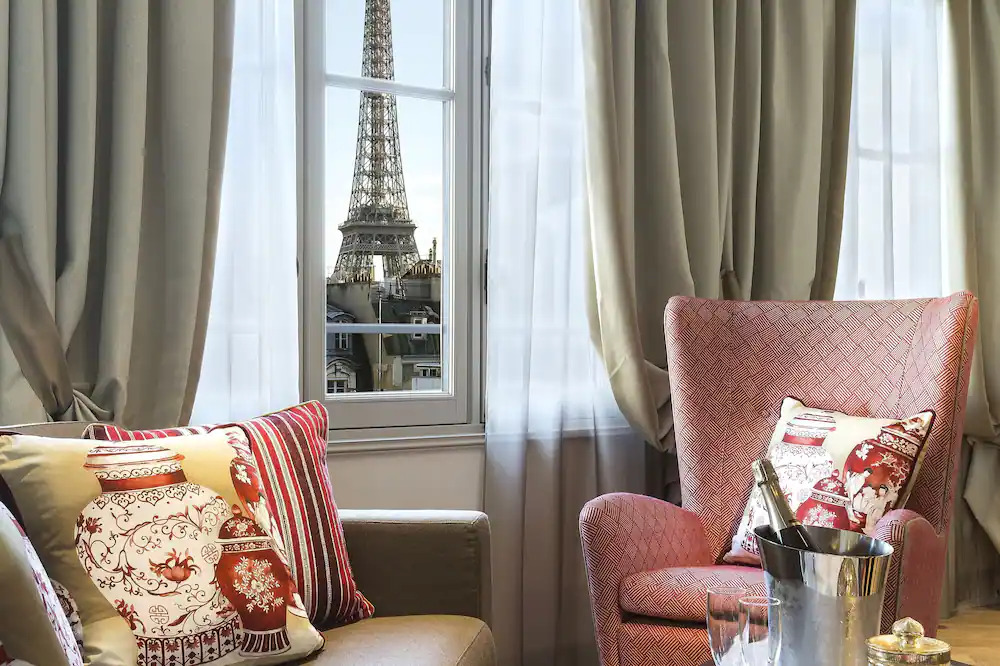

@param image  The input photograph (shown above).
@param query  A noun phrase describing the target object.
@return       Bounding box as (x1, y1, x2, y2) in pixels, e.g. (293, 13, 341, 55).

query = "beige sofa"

(5, 422, 496, 666)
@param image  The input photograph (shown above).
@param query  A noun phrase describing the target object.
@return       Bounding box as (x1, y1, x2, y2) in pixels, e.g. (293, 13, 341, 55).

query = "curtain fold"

(0, 0, 234, 427)
(485, 1, 647, 663)
(578, 0, 856, 451)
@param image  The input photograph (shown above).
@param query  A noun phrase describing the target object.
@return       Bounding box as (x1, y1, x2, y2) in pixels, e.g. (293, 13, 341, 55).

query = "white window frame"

(410, 315, 429, 340)
(299, 0, 488, 437)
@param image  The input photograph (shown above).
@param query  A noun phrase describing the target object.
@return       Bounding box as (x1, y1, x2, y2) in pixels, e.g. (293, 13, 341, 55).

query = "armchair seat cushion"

(620, 565, 766, 622)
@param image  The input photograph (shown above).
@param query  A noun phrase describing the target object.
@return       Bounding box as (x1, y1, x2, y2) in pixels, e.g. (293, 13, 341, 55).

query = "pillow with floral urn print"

(0, 431, 324, 666)
(83, 401, 374, 630)
(83, 400, 375, 629)
(725, 397, 934, 565)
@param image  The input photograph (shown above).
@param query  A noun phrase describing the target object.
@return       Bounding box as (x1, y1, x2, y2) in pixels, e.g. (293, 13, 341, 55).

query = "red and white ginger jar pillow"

(0, 431, 325, 666)
(83, 400, 374, 629)
(725, 397, 934, 565)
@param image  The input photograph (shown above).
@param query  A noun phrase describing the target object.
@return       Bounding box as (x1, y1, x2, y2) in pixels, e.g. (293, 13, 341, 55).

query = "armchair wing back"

(663, 293, 978, 562)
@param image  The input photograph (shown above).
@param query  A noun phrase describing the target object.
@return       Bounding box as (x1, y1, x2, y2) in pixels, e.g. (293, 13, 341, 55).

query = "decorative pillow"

(0, 431, 325, 666)
(51, 580, 85, 655)
(725, 398, 934, 564)
(83, 401, 374, 629)
(0, 503, 82, 666)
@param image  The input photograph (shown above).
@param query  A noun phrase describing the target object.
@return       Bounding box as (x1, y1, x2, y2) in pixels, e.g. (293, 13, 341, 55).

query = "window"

(410, 315, 429, 340)
(302, 0, 487, 431)
(412, 362, 443, 390)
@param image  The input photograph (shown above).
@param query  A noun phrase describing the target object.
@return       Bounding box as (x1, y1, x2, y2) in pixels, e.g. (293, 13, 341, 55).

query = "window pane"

(855, 0, 885, 152)
(890, 40, 913, 154)
(890, 0, 940, 157)
(324, 85, 448, 394)
(893, 161, 942, 299)
(891, 163, 912, 294)
(857, 158, 886, 298)
(326, 0, 448, 89)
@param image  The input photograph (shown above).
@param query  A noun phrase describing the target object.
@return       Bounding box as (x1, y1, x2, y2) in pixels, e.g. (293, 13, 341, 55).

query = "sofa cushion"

(0, 431, 325, 665)
(619, 565, 766, 622)
(306, 616, 495, 666)
(84, 401, 374, 628)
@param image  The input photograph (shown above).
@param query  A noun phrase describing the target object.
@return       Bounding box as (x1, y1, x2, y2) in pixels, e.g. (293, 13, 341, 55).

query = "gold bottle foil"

(867, 617, 951, 665)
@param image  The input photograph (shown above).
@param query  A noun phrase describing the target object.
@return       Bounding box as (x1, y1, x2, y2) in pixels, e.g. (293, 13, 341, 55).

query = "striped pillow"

(83, 401, 374, 628)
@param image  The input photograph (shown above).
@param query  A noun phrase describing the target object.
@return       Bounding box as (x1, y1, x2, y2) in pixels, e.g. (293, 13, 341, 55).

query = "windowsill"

(326, 423, 486, 454)
(325, 420, 639, 454)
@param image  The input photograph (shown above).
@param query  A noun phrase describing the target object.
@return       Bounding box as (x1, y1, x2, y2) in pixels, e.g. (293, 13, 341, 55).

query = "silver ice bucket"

(754, 525, 894, 666)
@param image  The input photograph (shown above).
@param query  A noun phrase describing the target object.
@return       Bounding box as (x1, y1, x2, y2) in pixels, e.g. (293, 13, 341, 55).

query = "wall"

(327, 443, 485, 510)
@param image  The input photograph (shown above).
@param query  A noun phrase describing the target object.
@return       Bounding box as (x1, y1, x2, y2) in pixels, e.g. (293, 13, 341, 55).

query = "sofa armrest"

(874, 509, 947, 636)
(340, 509, 491, 623)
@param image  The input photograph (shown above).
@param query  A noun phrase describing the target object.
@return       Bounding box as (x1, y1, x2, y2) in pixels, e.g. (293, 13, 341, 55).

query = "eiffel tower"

(333, 0, 421, 282)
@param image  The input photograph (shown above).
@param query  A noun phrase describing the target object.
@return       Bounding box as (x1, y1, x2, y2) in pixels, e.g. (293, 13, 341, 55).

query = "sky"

(324, 0, 448, 278)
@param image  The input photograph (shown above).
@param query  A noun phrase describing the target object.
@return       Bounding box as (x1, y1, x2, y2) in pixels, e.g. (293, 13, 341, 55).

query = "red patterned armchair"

(580, 294, 979, 666)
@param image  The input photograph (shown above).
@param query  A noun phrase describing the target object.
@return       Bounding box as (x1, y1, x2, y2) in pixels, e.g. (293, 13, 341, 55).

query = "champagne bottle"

(752, 459, 818, 552)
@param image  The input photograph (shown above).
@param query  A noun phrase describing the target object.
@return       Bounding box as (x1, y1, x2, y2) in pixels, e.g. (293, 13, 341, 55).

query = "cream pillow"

(0, 432, 324, 666)
(725, 398, 933, 564)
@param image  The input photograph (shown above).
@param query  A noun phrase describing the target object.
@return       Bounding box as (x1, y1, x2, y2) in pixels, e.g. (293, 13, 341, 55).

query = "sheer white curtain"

(835, 0, 948, 301)
(191, 0, 300, 424)
(485, 1, 646, 664)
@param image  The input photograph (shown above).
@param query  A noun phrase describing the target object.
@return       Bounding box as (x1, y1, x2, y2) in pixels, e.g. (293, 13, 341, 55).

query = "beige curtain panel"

(0, 0, 234, 427)
(949, 0, 1000, 569)
(579, 0, 856, 450)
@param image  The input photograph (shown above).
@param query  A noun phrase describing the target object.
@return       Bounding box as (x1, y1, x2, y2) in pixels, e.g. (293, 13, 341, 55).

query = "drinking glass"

(706, 586, 747, 665)
(739, 596, 782, 666)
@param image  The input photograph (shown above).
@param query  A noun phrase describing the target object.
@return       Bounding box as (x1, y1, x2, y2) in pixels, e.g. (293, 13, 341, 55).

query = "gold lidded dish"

(867, 617, 951, 665)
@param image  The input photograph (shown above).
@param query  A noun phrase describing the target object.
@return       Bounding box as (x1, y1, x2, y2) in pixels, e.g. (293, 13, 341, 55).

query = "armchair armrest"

(874, 509, 947, 636)
(579, 493, 712, 665)
(340, 509, 491, 623)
